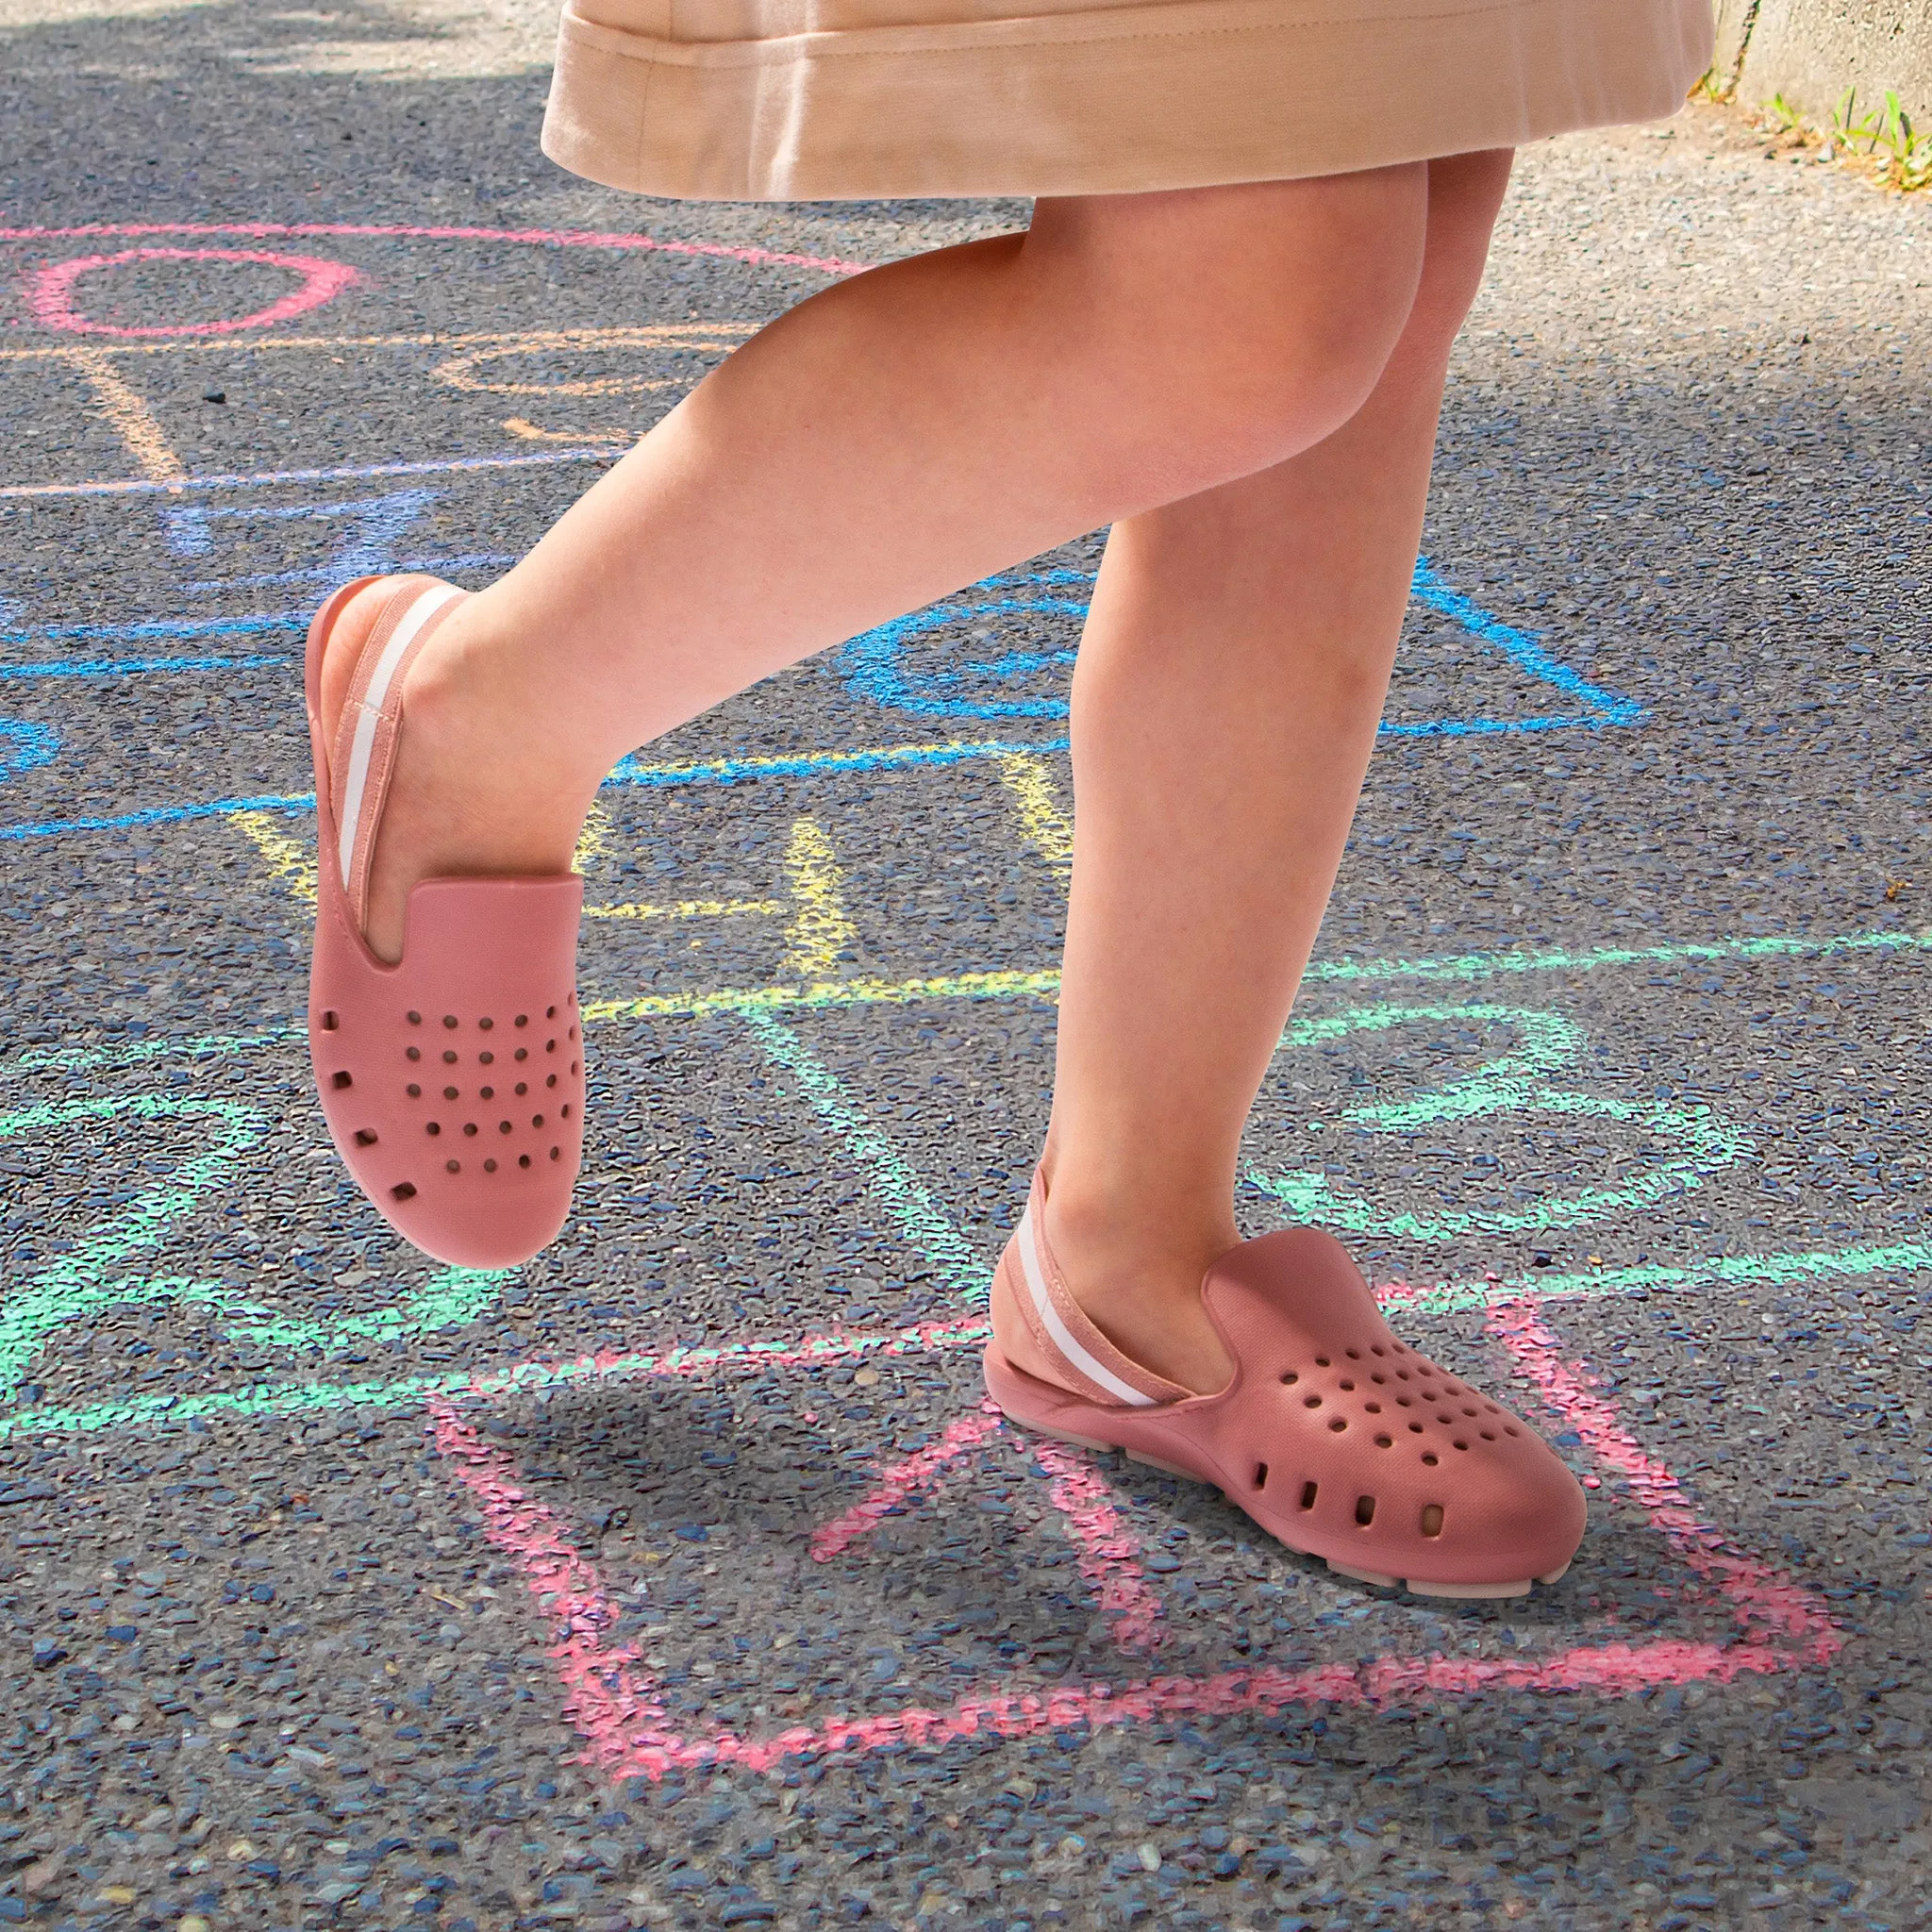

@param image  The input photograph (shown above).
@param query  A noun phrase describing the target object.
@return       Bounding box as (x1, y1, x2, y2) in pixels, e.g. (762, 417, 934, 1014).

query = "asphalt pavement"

(1, 4, 1930, 1928)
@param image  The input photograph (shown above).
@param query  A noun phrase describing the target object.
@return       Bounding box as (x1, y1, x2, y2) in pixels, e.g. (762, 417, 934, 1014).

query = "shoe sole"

(1005, 1412, 1569, 1602)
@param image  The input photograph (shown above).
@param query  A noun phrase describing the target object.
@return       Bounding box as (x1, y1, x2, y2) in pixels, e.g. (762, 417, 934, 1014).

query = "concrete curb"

(1713, 0, 1932, 132)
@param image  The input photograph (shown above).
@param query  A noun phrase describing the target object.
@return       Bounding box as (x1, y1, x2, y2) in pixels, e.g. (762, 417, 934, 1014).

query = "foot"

(316, 580, 593, 962)
(991, 1178, 1239, 1398)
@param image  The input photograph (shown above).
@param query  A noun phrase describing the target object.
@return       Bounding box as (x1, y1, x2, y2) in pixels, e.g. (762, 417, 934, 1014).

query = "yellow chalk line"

(232, 810, 316, 906)
(586, 899, 786, 923)
(783, 817, 857, 978)
(66, 346, 185, 483)
(995, 752, 1073, 876)
(0, 324, 758, 363)
(583, 968, 1060, 1024)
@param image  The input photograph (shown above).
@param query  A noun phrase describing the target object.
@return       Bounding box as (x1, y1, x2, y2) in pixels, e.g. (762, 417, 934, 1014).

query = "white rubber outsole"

(1006, 1413, 1574, 1602)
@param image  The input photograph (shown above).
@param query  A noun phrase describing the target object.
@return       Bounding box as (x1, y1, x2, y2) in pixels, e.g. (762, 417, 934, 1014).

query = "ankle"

(402, 607, 603, 868)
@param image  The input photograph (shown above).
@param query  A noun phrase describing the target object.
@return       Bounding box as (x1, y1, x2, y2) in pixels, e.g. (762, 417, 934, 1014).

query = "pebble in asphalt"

(0, 1, 1929, 1927)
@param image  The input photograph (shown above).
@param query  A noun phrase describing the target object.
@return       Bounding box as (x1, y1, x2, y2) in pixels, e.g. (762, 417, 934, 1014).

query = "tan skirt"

(541, 0, 1714, 202)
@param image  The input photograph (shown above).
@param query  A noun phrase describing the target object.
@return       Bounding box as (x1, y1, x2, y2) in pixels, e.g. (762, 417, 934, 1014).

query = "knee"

(1027, 167, 1430, 496)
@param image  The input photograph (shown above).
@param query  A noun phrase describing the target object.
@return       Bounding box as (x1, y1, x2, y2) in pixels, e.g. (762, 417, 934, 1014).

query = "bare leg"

(318, 170, 1431, 959)
(995, 151, 1517, 1397)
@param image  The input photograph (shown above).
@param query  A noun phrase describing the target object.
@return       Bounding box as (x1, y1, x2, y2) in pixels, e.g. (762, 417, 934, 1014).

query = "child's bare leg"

(1000, 151, 1516, 1396)
(318, 169, 1432, 959)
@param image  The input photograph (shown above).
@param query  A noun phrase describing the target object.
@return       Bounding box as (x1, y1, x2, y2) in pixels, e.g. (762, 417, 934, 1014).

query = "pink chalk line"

(428, 1300, 1838, 1779)
(24, 246, 363, 338)
(808, 1399, 1166, 1654)
(1026, 1434, 1167, 1655)
(0, 221, 870, 280)
(1485, 1298, 1839, 1657)
(809, 1407, 999, 1563)
(427, 1401, 681, 1774)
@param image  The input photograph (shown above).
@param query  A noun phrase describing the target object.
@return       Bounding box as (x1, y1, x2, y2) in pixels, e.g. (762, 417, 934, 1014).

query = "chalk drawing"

(26, 247, 363, 339)
(0, 718, 58, 779)
(836, 559, 1641, 736)
(1249, 1004, 1751, 1241)
(425, 1303, 1838, 1779)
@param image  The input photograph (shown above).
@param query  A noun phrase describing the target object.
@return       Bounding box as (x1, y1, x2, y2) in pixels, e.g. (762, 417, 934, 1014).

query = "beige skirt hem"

(540, 0, 1713, 202)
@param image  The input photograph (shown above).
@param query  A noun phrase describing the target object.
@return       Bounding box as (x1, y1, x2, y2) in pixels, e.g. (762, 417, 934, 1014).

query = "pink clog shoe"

(305, 575, 585, 1269)
(984, 1171, 1585, 1597)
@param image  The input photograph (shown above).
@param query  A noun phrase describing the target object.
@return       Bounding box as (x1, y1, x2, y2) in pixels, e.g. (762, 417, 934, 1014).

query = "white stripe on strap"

(1016, 1205, 1155, 1407)
(335, 584, 461, 887)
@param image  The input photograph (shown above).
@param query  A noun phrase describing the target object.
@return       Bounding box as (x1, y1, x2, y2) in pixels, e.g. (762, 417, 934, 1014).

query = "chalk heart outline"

(0, 1089, 510, 1404)
(430, 1301, 1840, 1782)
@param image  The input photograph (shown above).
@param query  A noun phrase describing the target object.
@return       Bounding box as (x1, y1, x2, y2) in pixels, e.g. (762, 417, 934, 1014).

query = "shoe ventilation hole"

(1407, 1423, 1424, 1434)
(515, 1048, 528, 1063)
(546, 1040, 558, 1054)
(442, 1015, 458, 1029)
(407, 1011, 422, 1025)
(330, 1071, 353, 1091)
(442, 1086, 458, 1100)
(1370, 1345, 1386, 1357)
(1504, 1425, 1521, 1437)
(406, 1084, 421, 1099)
(320, 1010, 339, 1031)
(1480, 1430, 1496, 1441)
(1253, 1462, 1268, 1490)
(446, 1159, 460, 1174)
(549, 1145, 560, 1160)
(1453, 1439, 1470, 1452)
(519, 1154, 531, 1169)
(515, 1083, 527, 1096)
(546, 1005, 557, 1019)
(1344, 1348, 1360, 1360)
(561, 1103, 573, 1119)
(1338, 1379, 1356, 1391)
(353, 1129, 377, 1148)
(515, 1014, 528, 1027)
(480, 1087, 494, 1100)
(426, 1123, 440, 1137)
(1369, 1373, 1386, 1385)
(532, 1114, 544, 1128)
(1363, 1402, 1381, 1414)
(1354, 1494, 1375, 1526)
(1327, 1418, 1346, 1434)
(1420, 1504, 1444, 1539)
(1304, 1394, 1322, 1409)
(1298, 1481, 1318, 1511)
(479, 1018, 494, 1032)
(1421, 1453, 1439, 1466)
(1313, 1356, 1331, 1368)
(1374, 1434, 1392, 1448)
(406, 1046, 421, 1062)
(1437, 1413, 1454, 1424)
(463, 1124, 478, 1138)
(499, 1121, 512, 1135)
(391, 1181, 416, 1202)
(479, 1052, 494, 1067)
(1280, 1371, 1299, 1386)
(442, 1050, 457, 1065)
(546, 1074, 557, 1089)
(483, 1158, 497, 1173)
(1484, 1403, 1500, 1415)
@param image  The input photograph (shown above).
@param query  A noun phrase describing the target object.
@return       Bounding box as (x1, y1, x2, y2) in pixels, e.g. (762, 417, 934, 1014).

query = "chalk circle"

(433, 325, 751, 396)
(839, 594, 1088, 720)
(26, 247, 363, 339)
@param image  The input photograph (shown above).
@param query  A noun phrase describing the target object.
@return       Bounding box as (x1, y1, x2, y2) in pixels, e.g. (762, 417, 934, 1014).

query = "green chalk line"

(6, 1234, 1928, 1441)
(0, 1315, 998, 1441)
(739, 1008, 990, 1305)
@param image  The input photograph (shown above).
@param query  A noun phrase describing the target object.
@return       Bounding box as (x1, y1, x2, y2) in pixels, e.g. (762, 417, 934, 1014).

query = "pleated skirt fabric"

(541, 0, 1714, 202)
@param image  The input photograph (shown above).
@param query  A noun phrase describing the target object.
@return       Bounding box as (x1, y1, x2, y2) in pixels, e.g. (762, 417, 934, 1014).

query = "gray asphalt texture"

(2, 5, 1931, 1929)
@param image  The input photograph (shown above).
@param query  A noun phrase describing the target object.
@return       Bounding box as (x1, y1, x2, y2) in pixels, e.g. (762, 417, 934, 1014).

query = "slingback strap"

(326, 576, 466, 932)
(997, 1168, 1192, 1408)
